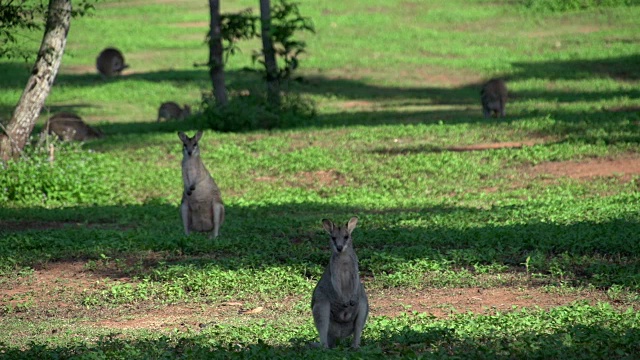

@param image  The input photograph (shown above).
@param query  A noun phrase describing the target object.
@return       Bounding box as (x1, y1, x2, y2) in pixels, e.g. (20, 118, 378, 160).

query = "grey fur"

(178, 131, 225, 238)
(480, 78, 508, 118)
(44, 112, 103, 141)
(311, 217, 369, 349)
(96, 48, 129, 78)
(157, 102, 192, 122)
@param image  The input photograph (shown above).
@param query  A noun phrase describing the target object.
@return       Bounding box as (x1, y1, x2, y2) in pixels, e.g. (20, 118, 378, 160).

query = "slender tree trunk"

(208, 0, 228, 107)
(259, 0, 280, 106)
(0, 0, 71, 161)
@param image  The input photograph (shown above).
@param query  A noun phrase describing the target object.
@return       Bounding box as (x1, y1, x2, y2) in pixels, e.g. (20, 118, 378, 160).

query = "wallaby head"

(322, 217, 358, 254)
(178, 130, 203, 157)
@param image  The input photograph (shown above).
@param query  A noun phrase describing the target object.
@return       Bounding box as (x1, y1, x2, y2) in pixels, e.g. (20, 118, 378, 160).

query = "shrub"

(198, 88, 316, 132)
(0, 139, 130, 206)
(519, 0, 639, 12)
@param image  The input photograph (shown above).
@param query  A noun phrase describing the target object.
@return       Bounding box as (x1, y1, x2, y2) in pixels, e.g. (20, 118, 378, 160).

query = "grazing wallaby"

(96, 47, 129, 78)
(312, 217, 369, 349)
(179, 130, 225, 238)
(480, 78, 508, 118)
(44, 112, 104, 141)
(157, 102, 192, 122)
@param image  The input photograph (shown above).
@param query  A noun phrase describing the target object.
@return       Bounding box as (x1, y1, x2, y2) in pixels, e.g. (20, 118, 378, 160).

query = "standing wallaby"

(480, 78, 508, 118)
(179, 131, 225, 238)
(96, 47, 129, 78)
(44, 112, 104, 141)
(157, 102, 192, 122)
(312, 217, 369, 349)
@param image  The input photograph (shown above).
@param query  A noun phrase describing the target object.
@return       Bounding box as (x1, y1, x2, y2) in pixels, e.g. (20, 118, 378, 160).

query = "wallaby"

(311, 217, 369, 349)
(44, 112, 104, 141)
(179, 131, 225, 238)
(157, 102, 192, 122)
(480, 78, 508, 118)
(96, 47, 129, 78)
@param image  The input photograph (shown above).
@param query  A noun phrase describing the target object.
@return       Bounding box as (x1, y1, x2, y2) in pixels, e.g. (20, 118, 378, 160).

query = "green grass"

(1, 0, 640, 358)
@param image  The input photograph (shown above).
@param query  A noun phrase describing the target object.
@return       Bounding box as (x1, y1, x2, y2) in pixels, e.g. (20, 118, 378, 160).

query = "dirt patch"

(174, 21, 208, 29)
(369, 287, 605, 318)
(255, 170, 348, 188)
(529, 155, 640, 181)
(341, 100, 377, 110)
(0, 220, 129, 233)
(0, 260, 626, 332)
(446, 140, 544, 152)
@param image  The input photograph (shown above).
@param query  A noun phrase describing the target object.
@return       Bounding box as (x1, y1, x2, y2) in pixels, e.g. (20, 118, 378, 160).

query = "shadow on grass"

(1, 200, 639, 290)
(1, 320, 638, 359)
(3, 54, 639, 142)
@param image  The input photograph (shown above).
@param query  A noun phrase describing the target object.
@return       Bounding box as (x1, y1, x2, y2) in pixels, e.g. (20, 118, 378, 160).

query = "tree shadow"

(1, 200, 639, 290)
(1, 317, 637, 358)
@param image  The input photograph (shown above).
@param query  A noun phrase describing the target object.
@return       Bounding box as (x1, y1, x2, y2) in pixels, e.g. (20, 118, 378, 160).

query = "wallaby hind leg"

(352, 301, 368, 349)
(312, 301, 331, 348)
(180, 198, 190, 236)
(211, 202, 224, 238)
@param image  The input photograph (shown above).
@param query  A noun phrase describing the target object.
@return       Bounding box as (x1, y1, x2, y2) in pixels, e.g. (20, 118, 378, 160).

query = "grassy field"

(1, 0, 640, 358)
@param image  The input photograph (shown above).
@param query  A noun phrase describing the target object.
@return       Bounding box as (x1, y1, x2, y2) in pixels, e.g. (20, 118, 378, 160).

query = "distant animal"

(179, 130, 225, 238)
(44, 112, 103, 141)
(157, 102, 192, 122)
(96, 47, 129, 78)
(311, 217, 369, 349)
(480, 78, 508, 118)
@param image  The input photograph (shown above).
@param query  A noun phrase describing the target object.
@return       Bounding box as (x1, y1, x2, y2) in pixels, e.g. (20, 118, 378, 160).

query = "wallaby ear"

(347, 216, 358, 234)
(194, 130, 203, 142)
(322, 219, 334, 234)
(178, 132, 187, 143)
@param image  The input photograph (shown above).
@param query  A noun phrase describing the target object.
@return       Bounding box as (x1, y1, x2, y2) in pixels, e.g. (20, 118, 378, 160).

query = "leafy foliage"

(519, 0, 640, 12)
(251, 0, 315, 81)
(0, 0, 97, 61)
(198, 87, 316, 132)
(0, 138, 130, 206)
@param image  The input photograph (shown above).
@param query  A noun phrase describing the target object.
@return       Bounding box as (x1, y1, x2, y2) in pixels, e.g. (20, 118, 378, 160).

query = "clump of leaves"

(519, 0, 639, 12)
(0, 137, 130, 206)
(252, 0, 315, 81)
(198, 87, 315, 132)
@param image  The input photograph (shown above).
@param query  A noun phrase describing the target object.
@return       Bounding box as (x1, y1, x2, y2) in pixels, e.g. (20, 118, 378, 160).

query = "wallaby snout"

(312, 216, 368, 349)
(178, 131, 225, 238)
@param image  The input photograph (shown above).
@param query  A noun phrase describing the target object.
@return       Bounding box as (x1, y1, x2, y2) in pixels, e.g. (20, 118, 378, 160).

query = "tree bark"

(0, 0, 72, 161)
(259, 0, 280, 106)
(208, 0, 228, 107)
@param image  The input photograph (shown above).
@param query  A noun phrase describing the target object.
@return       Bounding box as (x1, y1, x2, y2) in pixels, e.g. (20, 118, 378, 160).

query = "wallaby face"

(45, 112, 104, 141)
(96, 47, 128, 78)
(312, 216, 368, 349)
(178, 131, 225, 238)
(179, 130, 202, 160)
(481, 78, 508, 118)
(322, 217, 357, 255)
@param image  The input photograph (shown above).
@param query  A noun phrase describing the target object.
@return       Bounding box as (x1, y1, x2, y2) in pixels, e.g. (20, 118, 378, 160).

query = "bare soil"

(2, 151, 638, 331)
(528, 154, 640, 182)
(0, 259, 617, 332)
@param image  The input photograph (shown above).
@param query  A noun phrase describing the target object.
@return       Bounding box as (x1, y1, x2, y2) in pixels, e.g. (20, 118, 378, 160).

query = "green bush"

(198, 88, 316, 132)
(0, 139, 130, 206)
(520, 0, 639, 12)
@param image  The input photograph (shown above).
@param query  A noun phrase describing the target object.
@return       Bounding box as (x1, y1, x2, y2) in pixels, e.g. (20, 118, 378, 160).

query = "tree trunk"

(0, 0, 71, 161)
(208, 0, 228, 107)
(259, 0, 280, 107)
